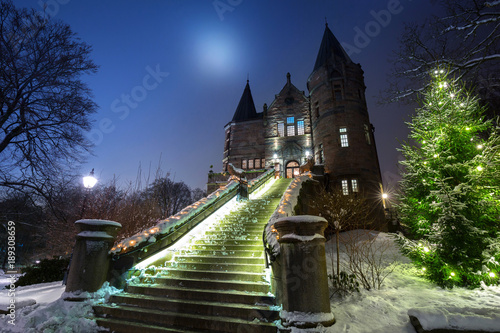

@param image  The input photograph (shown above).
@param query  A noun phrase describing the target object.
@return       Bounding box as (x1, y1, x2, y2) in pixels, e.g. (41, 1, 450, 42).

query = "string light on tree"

(395, 69, 500, 288)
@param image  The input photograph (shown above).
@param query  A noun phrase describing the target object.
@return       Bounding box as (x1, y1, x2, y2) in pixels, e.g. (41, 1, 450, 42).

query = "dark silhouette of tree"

(0, 1, 98, 197)
(146, 177, 192, 219)
(386, 0, 500, 118)
(191, 187, 207, 202)
(0, 192, 45, 267)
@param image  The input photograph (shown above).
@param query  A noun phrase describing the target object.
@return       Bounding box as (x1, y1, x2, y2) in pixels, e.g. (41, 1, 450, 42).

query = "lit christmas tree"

(396, 69, 500, 288)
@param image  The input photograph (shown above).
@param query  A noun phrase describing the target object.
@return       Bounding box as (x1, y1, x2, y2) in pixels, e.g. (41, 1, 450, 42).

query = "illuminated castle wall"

(215, 24, 383, 201)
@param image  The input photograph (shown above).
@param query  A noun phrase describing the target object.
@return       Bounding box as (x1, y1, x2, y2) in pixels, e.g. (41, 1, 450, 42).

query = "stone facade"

(212, 24, 384, 217)
(264, 73, 312, 178)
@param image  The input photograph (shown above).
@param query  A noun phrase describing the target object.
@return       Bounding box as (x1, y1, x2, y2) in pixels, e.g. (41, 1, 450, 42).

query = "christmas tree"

(396, 69, 500, 288)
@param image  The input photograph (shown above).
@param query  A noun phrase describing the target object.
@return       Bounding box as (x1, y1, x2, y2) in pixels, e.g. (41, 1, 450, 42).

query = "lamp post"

(80, 169, 97, 218)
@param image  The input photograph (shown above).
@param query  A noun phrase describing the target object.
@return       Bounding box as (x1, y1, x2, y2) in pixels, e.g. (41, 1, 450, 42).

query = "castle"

(210, 24, 384, 205)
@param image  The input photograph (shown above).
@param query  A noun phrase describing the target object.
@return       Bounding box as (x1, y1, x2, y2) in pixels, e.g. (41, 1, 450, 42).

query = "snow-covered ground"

(0, 279, 120, 333)
(1, 231, 499, 332)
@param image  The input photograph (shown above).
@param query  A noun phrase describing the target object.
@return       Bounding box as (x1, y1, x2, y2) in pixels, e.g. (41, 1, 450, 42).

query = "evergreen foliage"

(396, 69, 500, 288)
(11, 257, 70, 288)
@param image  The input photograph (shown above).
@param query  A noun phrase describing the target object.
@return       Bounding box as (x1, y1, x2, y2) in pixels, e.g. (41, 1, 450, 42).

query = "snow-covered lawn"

(1, 231, 499, 332)
(0, 280, 120, 332)
(320, 231, 500, 333)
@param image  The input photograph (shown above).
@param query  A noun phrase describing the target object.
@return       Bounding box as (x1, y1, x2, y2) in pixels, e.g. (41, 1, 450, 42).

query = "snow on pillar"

(274, 215, 335, 329)
(65, 219, 121, 297)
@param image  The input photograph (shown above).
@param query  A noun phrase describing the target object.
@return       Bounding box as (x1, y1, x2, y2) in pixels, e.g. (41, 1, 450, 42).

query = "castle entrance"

(285, 161, 300, 178)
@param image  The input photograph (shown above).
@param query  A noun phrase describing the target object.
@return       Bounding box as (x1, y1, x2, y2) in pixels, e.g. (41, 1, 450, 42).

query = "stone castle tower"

(213, 24, 383, 202)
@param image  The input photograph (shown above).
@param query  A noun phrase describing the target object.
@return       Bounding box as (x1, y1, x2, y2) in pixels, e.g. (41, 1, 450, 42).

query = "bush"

(330, 271, 359, 298)
(11, 257, 70, 288)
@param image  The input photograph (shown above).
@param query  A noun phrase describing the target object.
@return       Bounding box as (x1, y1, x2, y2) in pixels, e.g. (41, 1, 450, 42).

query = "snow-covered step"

(95, 305, 278, 333)
(126, 284, 275, 305)
(95, 317, 202, 333)
(94, 178, 293, 332)
(174, 255, 265, 265)
(193, 238, 263, 246)
(106, 293, 279, 321)
(188, 243, 264, 251)
(135, 276, 270, 292)
(178, 248, 263, 257)
(161, 261, 265, 273)
(203, 229, 263, 236)
(154, 267, 267, 282)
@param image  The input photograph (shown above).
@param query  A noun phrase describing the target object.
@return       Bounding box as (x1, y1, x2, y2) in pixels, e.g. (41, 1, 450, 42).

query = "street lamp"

(81, 169, 97, 218)
(83, 169, 97, 189)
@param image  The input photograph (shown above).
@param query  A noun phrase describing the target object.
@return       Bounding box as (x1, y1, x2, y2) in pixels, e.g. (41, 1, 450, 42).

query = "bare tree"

(310, 187, 395, 294)
(310, 188, 374, 277)
(386, 0, 500, 115)
(0, 1, 98, 197)
(146, 177, 192, 219)
(0, 192, 45, 266)
(191, 187, 207, 202)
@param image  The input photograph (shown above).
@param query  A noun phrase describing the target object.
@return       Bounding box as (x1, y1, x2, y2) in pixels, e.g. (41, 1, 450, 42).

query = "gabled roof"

(231, 80, 258, 122)
(267, 73, 308, 110)
(313, 23, 352, 72)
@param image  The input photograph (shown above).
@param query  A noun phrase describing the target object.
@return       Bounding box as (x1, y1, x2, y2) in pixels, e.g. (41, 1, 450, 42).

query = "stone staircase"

(94, 178, 292, 332)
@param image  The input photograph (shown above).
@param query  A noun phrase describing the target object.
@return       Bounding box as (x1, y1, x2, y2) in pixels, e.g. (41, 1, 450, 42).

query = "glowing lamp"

(382, 193, 388, 199)
(489, 272, 496, 278)
(273, 153, 278, 159)
(83, 169, 97, 189)
(305, 150, 311, 157)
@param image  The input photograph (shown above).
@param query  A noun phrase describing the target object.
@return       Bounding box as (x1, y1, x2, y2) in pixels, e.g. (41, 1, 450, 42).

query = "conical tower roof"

(313, 23, 352, 72)
(231, 80, 258, 122)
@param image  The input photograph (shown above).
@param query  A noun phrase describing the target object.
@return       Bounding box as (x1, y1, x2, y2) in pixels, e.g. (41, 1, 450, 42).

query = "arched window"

(286, 161, 300, 178)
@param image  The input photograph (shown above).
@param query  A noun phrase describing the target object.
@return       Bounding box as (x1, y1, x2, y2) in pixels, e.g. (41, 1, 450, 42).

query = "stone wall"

(222, 118, 265, 171)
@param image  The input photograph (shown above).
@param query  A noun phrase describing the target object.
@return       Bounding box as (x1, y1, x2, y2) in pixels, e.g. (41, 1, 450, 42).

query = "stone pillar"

(274, 215, 335, 329)
(237, 177, 248, 201)
(65, 219, 121, 296)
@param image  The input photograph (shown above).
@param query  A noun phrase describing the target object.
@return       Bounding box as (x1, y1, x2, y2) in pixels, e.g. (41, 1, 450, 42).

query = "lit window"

(340, 134, 349, 147)
(351, 179, 359, 193)
(297, 120, 305, 135)
(248, 159, 254, 169)
(255, 158, 261, 169)
(287, 125, 295, 136)
(242, 159, 247, 169)
(278, 123, 284, 137)
(341, 180, 349, 195)
(340, 127, 349, 147)
(261, 158, 265, 167)
(287, 117, 294, 124)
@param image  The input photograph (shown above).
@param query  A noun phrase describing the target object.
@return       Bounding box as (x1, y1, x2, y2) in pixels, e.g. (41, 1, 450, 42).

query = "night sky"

(17, 0, 438, 191)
